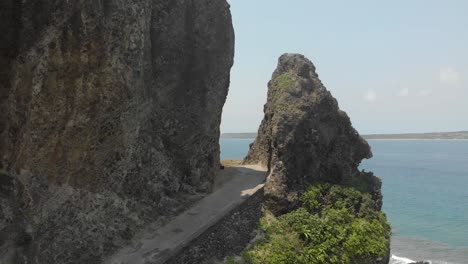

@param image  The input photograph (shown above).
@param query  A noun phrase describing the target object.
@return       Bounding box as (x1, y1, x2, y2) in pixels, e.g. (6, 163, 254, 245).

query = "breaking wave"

(390, 254, 461, 264)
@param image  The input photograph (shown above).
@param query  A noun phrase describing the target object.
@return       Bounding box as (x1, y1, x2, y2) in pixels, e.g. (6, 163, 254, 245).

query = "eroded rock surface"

(0, 1, 234, 263)
(244, 54, 379, 213)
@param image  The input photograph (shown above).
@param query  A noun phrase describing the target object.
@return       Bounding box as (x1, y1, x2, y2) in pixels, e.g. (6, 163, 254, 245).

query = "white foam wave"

(390, 255, 416, 264)
(390, 255, 460, 264)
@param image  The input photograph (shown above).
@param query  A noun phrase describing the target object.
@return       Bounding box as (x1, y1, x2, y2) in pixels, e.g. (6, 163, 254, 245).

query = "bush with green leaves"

(242, 183, 390, 264)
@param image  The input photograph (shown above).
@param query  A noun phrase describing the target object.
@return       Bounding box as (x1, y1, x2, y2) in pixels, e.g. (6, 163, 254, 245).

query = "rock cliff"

(0, 1, 234, 263)
(244, 53, 381, 213)
(243, 54, 389, 264)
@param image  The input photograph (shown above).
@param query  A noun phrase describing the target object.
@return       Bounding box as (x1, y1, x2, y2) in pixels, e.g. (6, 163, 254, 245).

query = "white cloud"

(439, 67, 460, 85)
(397, 88, 409, 97)
(417, 89, 432, 97)
(364, 89, 377, 102)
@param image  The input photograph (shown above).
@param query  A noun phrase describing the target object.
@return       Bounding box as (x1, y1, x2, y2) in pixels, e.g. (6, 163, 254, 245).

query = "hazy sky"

(221, 0, 468, 134)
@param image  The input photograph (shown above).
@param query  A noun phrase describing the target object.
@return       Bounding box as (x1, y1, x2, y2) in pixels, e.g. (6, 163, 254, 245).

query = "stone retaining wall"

(165, 189, 264, 264)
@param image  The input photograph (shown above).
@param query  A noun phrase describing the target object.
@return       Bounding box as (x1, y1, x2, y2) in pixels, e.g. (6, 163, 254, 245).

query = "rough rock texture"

(0, 170, 32, 263)
(244, 54, 389, 263)
(166, 189, 264, 264)
(0, 1, 234, 263)
(244, 53, 377, 213)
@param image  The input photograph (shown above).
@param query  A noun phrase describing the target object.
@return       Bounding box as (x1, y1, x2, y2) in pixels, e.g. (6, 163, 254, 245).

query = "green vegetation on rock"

(0, 169, 9, 177)
(270, 73, 300, 114)
(234, 183, 390, 264)
(275, 102, 290, 113)
(273, 73, 295, 92)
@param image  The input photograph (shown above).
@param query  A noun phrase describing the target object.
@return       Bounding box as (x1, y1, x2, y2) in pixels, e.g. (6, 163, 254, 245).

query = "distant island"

(222, 131, 468, 140)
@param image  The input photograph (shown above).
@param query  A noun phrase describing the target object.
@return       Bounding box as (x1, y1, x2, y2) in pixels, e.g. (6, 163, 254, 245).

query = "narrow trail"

(107, 165, 267, 264)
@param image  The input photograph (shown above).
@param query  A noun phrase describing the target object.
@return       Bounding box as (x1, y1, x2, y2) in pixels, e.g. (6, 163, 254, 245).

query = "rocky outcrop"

(0, 1, 234, 263)
(244, 54, 389, 263)
(244, 53, 377, 213)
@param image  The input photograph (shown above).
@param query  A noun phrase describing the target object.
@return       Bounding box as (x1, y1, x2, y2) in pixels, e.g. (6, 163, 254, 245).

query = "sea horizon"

(220, 138, 468, 264)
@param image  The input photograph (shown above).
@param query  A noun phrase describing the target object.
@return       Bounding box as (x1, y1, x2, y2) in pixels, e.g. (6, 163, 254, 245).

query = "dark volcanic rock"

(166, 189, 265, 264)
(0, 170, 32, 263)
(244, 54, 375, 213)
(0, 1, 234, 263)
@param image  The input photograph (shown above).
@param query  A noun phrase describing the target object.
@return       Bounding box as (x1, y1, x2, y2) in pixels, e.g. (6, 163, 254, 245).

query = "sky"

(220, 0, 468, 134)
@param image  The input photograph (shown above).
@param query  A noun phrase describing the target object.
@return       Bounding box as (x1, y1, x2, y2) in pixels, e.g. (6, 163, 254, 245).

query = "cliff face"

(244, 54, 380, 213)
(244, 54, 389, 264)
(0, 1, 234, 263)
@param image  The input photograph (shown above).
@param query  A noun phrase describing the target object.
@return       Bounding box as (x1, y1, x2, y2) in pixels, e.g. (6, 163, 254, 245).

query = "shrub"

(242, 183, 391, 264)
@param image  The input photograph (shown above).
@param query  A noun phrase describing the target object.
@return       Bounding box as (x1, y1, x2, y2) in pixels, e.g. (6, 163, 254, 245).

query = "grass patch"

(272, 73, 295, 92)
(271, 73, 298, 114)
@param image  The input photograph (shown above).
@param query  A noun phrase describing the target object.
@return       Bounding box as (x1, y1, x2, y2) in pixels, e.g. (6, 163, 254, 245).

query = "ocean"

(220, 139, 468, 264)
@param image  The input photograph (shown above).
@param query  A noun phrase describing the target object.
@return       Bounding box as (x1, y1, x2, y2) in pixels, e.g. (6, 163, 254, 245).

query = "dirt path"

(106, 165, 266, 264)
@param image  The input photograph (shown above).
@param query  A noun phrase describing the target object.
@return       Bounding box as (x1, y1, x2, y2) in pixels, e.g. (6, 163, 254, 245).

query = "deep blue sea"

(220, 139, 468, 264)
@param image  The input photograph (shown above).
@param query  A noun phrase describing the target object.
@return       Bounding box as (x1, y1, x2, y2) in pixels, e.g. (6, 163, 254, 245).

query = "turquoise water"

(220, 139, 468, 263)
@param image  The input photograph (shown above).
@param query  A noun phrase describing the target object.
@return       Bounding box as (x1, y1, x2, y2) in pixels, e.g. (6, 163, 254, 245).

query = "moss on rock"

(272, 73, 296, 92)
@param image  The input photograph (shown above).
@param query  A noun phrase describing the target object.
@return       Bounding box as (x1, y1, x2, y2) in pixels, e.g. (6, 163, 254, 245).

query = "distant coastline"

(221, 131, 468, 140)
(221, 133, 257, 139)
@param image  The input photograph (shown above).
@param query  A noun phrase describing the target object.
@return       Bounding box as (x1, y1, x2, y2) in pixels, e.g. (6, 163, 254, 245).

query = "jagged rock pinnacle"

(245, 53, 374, 213)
